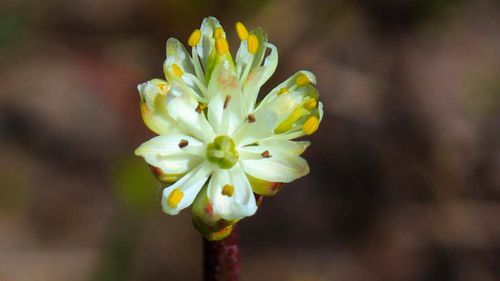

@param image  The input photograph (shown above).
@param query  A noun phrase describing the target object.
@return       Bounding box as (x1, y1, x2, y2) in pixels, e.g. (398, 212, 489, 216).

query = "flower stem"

(203, 225, 240, 281)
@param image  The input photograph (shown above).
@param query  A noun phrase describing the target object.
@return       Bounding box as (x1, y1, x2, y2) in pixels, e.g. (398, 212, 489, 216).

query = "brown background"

(1, 0, 499, 280)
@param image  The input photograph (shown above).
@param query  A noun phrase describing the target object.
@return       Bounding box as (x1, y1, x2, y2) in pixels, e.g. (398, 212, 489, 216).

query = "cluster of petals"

(135, 17, 323, 240)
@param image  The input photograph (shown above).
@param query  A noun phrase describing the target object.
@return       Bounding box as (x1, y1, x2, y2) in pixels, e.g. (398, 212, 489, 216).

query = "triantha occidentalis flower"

(135, 17, 323, 240)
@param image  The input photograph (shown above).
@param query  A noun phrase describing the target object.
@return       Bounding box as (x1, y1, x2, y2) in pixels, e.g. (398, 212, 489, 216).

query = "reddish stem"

(203, 225, 240, 281)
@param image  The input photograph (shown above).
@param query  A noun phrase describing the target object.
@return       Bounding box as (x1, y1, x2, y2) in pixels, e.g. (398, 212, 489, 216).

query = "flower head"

(135, 17, 323, 240)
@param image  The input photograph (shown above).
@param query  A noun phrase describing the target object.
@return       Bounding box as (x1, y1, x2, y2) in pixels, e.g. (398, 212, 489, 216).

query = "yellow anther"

(167, 188, 184, 208)
(302, 116, 320, 135)
(303, 98, 317, 110)
(188, 29, 201, 47)
(171, 64, 184, 77)
(248, 34, 259, 54)
(221, 184, 234, 197)
(215, 37, 229, 55)
(235, 21, 249, 40)
(213, 27, 224, 38)
(295, 73, 310, 86)
(277, 87, 289, 96)
(275, 107, 307, 134)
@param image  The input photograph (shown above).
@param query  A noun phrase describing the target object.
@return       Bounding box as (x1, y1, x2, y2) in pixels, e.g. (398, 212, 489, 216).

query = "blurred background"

(1, 0, 500, 280)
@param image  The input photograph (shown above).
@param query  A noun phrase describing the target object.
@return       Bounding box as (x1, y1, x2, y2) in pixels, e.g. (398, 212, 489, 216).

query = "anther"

(221, 184, 234, 197)
(213, 27, 224, 39)
(167, 189, 184, 208)
(158, 83, 169, 95)
(295, 73, 310, 87)
(223, 95, 231, 109)
(261, 150, 271, 158)
(302, 116, 319, 135)
(303, 98, 317, 110)
(188, 29, 201, 47)
(215, 37, 229, 55)
(172, 64, 184, 77)
(247, 114, 256, 123)
(178, 139, 189, 148)
(248, 34, 259, 54)
(235, 21, 249, 40)
(195, 102, 207, 113)
(277, 87, 289, 96)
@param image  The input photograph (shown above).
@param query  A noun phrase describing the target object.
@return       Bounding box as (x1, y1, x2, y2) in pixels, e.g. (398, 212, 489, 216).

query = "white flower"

(135, 17, 323, 239)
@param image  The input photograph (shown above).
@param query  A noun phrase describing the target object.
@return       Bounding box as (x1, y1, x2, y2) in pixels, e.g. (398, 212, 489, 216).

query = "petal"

(239, 144, 310, 183)
(196, 17, 224, 78)
(192, 185, 237, 240)
(259, 70, 317, 106)
(238, 70, 322, 141)
(164, 38, 196, 81)
(135, 134, 205, 174)
(135, 134, 204, 155)
(161, 163, 212, 215)
(137, 79, 179, 135)
(163, 38, 205, 100)
(256, 139, 310, 155)
(165, 86, 215, 142)
(234, 91, 304, 146)
(241, 43, 278, 112)
(235, 27, 268, 78)
(207, 62, 245, 135)
(207, 165, 257, 221)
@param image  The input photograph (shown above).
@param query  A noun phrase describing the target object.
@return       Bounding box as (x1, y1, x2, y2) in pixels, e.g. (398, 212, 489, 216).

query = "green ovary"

(206, 135, 239, 169)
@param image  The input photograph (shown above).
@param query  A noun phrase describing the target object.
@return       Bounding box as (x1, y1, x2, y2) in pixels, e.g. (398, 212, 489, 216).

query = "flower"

(135, 17, 323, 240)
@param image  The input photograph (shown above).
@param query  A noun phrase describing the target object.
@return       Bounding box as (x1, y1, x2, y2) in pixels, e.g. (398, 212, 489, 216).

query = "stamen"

(158, 83, 169, 95)
(303, 98, 317, 110)
(295, 73, 310, 87)
(302, 116, 319, 135)
(184, 72, 208, 94)
(196, 102, 207, 113)
(178, 139, 189, 148)
(261, 150, 271, 158)
(277, 87, 289, 96)
(248, 34, 259, 54)
(222, 184, 234, 197)
(275, 107, 308, 134)
(213, 27, 224, 39)
(235, 21, 249, 40)
(167, 189, 184, 208)
(223, 95, 231, 109)
(215, 37, 229, 55)
(172, 64, 184, 77)
(247, 114, 256, 123)
(188, 29, 201, 47)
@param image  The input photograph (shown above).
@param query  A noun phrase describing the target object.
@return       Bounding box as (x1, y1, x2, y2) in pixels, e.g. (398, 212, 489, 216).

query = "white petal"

(163, 38, 206, 100)
(234, 92, 303, 146)
(164, 38, 196, 79)
(135, 134, 203, 155)
(242, 43, 278, 113)
(162, 163, 212, 215)
(259, 70, 317, 106)
(137, 79, 180, 135)
(257, 139, 310, 155)
(196, 17, 223, 71)
(207, 165, 257, 221)
(318, 101, 324, 121)
(236, 28, 268, 78)
(165, 87, 215, 142)
(135, 134, 205, 174)
(240, 144, 310, 183)
(206, 62, 245, 135)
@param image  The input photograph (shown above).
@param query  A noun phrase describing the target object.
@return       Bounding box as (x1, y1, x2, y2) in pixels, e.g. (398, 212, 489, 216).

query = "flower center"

(206, 135, 239, 169)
